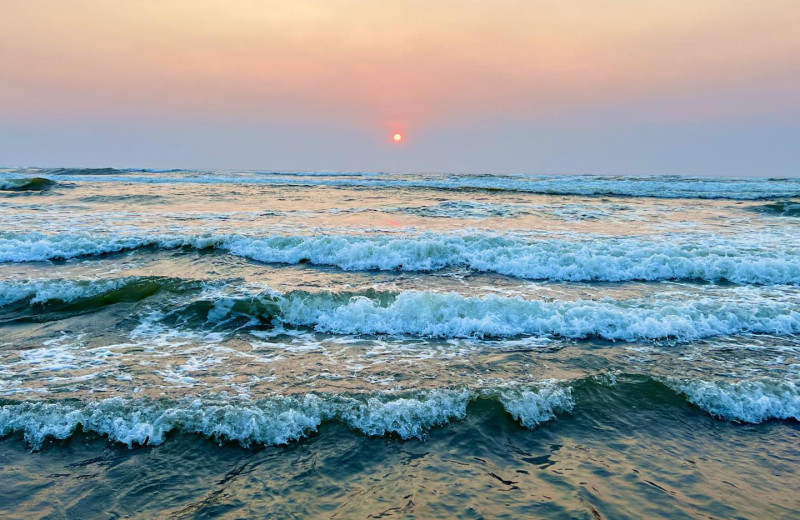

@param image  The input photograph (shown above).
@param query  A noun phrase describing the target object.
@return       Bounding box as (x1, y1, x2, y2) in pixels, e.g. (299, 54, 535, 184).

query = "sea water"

(0, 169, 798, 518)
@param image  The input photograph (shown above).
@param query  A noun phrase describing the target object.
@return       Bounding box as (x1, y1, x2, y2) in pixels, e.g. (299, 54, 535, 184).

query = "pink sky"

(2, 1, 799, 175)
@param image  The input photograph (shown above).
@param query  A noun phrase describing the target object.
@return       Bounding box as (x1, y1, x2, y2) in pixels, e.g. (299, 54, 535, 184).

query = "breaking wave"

(0, 277, 164, 307)
(2, 375, 796, 450)
(0, 277, 196, 320)
(183, 286, 800, 341)
(2, 278, 798, 341)
(750, 200, 800, 217)
(2, 231, 798, 285)
(665, 378, 800, 423)
(0, 177, 56, 192)
(0, 385, 572, 449)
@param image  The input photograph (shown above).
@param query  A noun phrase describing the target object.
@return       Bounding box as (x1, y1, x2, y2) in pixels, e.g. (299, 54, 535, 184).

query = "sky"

(1, 0, 799, 176)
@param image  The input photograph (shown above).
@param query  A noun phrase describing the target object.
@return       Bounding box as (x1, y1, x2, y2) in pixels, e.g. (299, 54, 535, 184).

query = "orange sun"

(392, 133, 403, 142)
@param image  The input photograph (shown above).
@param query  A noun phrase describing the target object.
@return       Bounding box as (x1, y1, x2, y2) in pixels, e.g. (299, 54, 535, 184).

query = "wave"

(0, 277, 195, 320)
(46, 167, 131, 176)
(750, 200, 800, 217)
(76, 194, 165, 204)
(665, 378, 800, 423)
(2, 276, 798, 340)
(2, 375, 796, 450)
(2, 274, 798, 340)
(8, 169, 800, 199)
(179, 286, 800, 341)
(218, 234, 800, 285)
(8, 167, 187, 177)
(0, 385, 572, 449)
(0, 278, 134, 307)
(2, 231, 798, 285)
(393, 201, 530, 219)
(0, 177, 56, 192)
(0, 232, 168, 263)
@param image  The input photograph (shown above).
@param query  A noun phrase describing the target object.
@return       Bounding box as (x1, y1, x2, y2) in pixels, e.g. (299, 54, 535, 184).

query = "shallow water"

(1, 169, 799, 518)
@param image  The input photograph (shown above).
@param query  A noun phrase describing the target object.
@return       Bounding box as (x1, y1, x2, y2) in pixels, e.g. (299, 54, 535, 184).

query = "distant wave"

(2, 375, 796, 450)
(0, 177, 56, 192)
(2, 231, 798, 285)
(6, 169, 800, 199)
(47, 167, 125, 176)
(42, 167, 185, 176)
(75, 194, 165, 204)
(392, 200, 531, 219)
(750, 200, 800, 217)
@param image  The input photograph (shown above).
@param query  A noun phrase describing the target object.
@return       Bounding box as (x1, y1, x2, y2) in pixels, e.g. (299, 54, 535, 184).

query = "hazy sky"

(1, 0, 799, 176)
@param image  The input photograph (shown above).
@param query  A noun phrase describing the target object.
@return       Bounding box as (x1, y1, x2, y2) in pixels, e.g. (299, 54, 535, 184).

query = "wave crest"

(494, 386, 575, 428)
(0, 277, 195, 321)
(666, 378, 800, 423)
(2, 232, 798, 285)
(750, 200, 800, 217)
(200, 287, 800, 341)
(0, 177, 56, 192)
(0, 386, 570, 449)
(3, 278, 798, 341)
(3, 376, 797, 450)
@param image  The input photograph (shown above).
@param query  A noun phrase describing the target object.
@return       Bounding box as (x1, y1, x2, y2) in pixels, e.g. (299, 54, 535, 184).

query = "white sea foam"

(491, 384, 575, 427)
(222, 234, 800, 285)
(336, 389, 471, 438)
(0, 232, 160, 263)
(0, 179, 23, 190)
(267, 288, 800, 341)
(0, 388, 523, 449)
(667, 378, 800, 423)
(3, 377, 796, 449)
(3, 276, 798, 342)
(0, 278, 132, 306)
(0, 396, 323, 449)
(391, 200, 530, 219)
(2, 231, 798, 285)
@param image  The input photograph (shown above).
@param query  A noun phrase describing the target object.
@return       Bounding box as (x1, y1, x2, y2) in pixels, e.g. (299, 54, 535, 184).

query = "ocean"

(0, 168, 798, 519)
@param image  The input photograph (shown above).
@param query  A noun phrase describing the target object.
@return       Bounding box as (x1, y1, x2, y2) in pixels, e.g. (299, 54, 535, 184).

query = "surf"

(2, 231, 799, 285)
(2, 375, 796, 450)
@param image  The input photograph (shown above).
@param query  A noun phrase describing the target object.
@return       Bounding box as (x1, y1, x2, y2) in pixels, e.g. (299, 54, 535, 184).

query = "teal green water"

(0, 169, 799, 518)
(2, 378, 798, 519)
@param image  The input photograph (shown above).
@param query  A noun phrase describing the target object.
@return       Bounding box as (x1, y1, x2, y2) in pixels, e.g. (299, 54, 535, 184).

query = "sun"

(392, 133, 403, 143)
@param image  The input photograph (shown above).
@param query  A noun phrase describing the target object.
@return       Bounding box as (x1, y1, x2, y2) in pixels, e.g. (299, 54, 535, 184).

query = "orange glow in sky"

(3, 0, 799, 128)
(1, 1, 798, 174)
